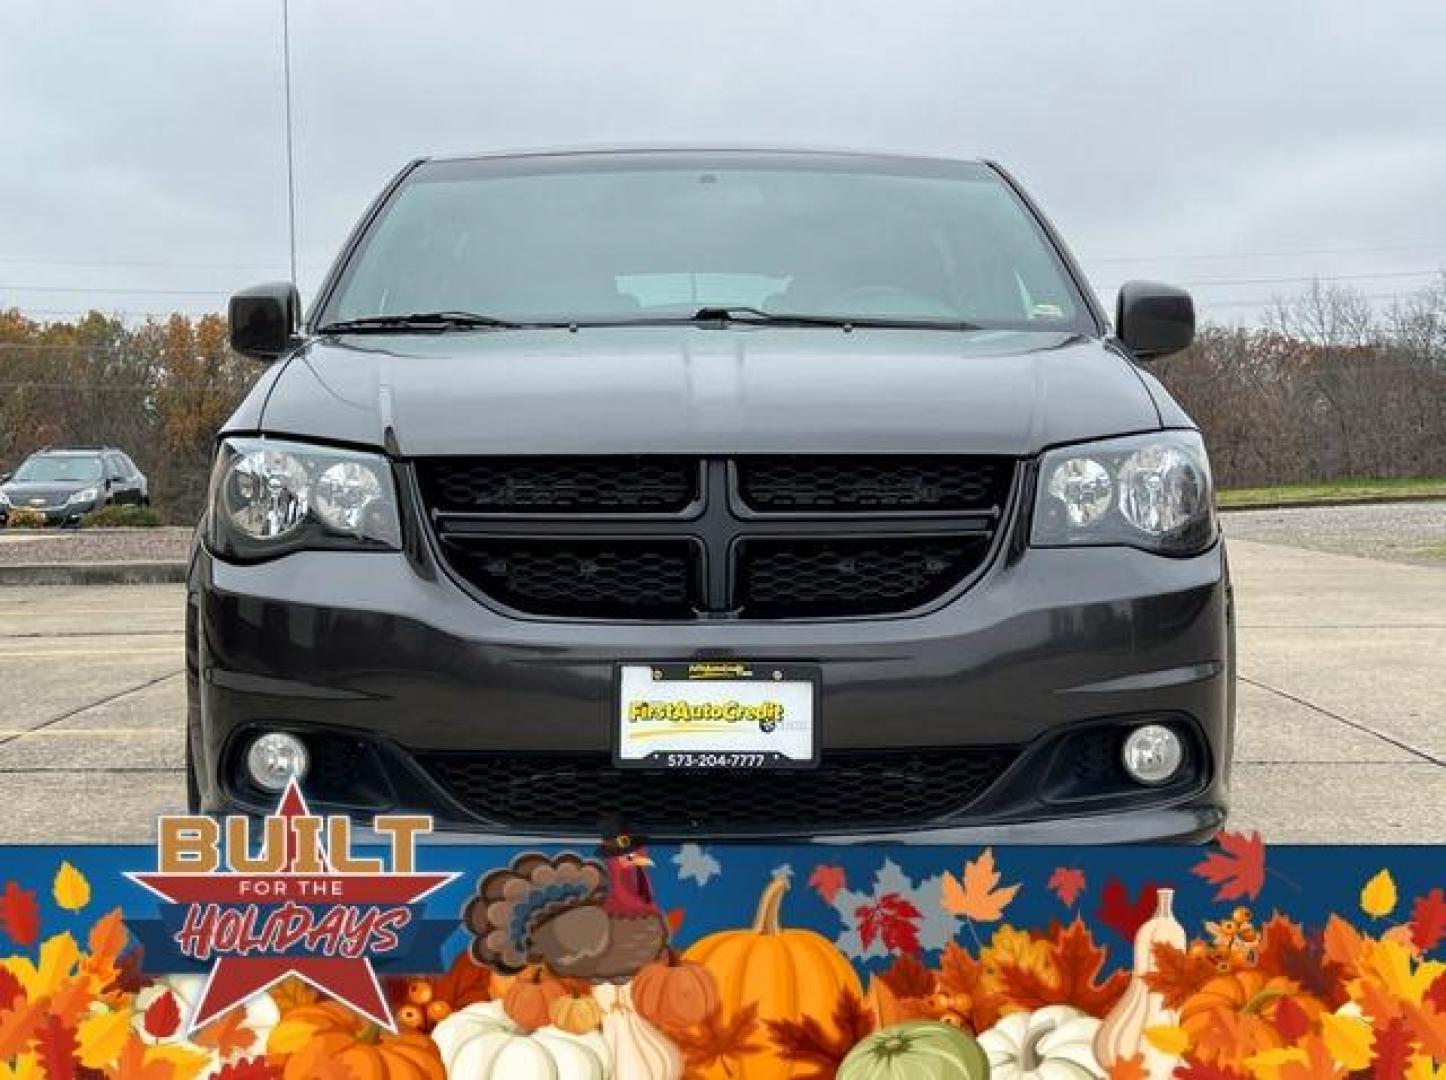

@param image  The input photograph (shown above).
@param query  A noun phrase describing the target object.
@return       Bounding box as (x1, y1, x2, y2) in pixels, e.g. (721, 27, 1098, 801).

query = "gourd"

(630, 951, 720, 1028)
(431, 1001, 612, 1080)
(268, 1000, 446, 1080)
(979, 1005, 1105, 1080)
(505, 967, 572, 1031)
(1094, 888, 1187, 1080)
(683, 869, 864, 1079)
(551, 991, 606, 1035)
(593, 984, 683, 1080)
(839, 1021, 990, 1080)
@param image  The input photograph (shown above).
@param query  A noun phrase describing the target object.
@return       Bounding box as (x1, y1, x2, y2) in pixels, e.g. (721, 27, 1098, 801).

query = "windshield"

(14, 455, 102, 483)
(323, 153, 1089, 332)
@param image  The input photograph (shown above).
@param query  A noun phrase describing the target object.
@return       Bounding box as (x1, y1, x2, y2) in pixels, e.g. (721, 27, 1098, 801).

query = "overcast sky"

(1, 0, 1443, 325)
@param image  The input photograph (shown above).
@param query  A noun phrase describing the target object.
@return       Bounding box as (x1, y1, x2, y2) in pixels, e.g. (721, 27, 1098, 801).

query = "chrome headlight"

(68, 487, 99, 505)
(0, 490, 10, 508)
(206, 437, 401, 560)
(1032, 431, 1215, 555)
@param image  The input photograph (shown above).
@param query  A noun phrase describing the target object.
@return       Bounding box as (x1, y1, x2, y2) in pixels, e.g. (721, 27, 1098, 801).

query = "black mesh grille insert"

(421, 456, 697, 514)
(737, 456, 1010, 513)
(738, 536, 989, 617)
(442, 538, 698, 619)
(419, 748, 1014, 834)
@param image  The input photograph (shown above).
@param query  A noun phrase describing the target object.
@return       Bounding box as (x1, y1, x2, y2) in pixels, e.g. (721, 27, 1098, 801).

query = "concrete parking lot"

(0, 514, 1442, 842)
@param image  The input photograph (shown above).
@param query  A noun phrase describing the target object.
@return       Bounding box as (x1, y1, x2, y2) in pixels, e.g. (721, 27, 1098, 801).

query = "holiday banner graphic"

(0, 835, 1443, 1079)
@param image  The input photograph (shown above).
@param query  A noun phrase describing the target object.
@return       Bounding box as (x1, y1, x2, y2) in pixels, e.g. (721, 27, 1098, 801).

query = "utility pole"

(281, 0, 298, 284)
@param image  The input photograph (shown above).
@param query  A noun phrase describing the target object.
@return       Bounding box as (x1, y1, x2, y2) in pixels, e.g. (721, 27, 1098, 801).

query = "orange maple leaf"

(1404, 1001, 1446, 1061)
(1192, 830, 1267, 902)
(940, 848, 1021, 922)
(1048, 867, 1087, 908)
(1108, 1053, 1149, 1080)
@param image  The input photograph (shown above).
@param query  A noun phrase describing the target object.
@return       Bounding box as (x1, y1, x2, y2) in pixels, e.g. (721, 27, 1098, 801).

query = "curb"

(0, 561, 188, 587)
(1218, 492, 1446, 513)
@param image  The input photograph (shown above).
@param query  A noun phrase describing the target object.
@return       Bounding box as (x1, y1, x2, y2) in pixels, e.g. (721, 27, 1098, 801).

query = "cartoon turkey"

(464, 832, 669, 983)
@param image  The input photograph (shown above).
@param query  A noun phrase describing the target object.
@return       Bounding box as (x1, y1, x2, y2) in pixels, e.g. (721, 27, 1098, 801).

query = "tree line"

(2, 276, 1444, 522)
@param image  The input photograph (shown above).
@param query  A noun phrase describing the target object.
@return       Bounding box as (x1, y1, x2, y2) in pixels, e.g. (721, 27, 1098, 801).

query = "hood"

(246, 326, 1163, 456)
(2, 479, 92, 504)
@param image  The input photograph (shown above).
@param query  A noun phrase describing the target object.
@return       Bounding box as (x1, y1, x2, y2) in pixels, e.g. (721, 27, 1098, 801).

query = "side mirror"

(229, 282, 302, 361)
(1116, 281, 1195, 360)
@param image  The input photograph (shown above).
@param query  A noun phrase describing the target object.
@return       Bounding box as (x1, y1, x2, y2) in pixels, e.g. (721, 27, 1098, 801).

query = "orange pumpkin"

(632, 951, 720, 1028)
(268, 1001, 445, 1080)
(1178, 973, 1320, 1065)
(549, 990, 605, 1034)
(684, 869, 864, 1079)
(503, 967, 571, 1031)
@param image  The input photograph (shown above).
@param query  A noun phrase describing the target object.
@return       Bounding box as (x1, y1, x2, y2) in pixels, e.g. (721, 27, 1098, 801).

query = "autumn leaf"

(32, 1015, 79, 1080)
(52, 862, 91, 913)
(77, 1007, 132, 1070)
(1361, 937, 1446, 1004)
(1175, 1063, 1251, 1080)
(0, 883, 40, 948)
(1146, 942, 1221, 1009)
(109, 1034, 174, 1080)
(663, 1002, 766, 1076)
(1411, 890, 1446, 954)
(855, 893, 923, 955)
(104, 947, 152, 999)
(142, 990, 182, 1041)
(878, 953, 936, 1000)
(939, 848, 1021, 923)
(83, 909, 128, 990)
(0, 999, 45, 1060)
(211, 1058, 285, 1080)
(1321, 1011, 1374, 1070)
(1274, 995, 1314, 1042)
(809, 865, 848, 906)
(1277, 1033, 1345, 1080)
(1404, 1001, 1446, 1062)
(937, 940, 1003, 1031)
(1324, 915, 1367, 971)
(1049, 867, 1087, 908)
(1371, 1017, 1415, 1080)
(994, 917, 1130, 1017)
(767, 990, 875, 1080)
(1192, 830, 1267, 902)
(1362, 870, 1400, 920)
(144, 1043, 214, 1080)
(1144, 1025, 1190, 1056)
(1097, 881, 1161, 943)
(1108, 1054, 1148, 1080)
(1429, 972, 1446, 1012)
(193, 1009, 257, 1059)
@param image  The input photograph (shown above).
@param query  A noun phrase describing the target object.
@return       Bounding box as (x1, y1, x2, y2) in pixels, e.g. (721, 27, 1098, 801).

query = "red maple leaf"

(142, 990, 183, 1040)
(1410, 889, 1446, 954)
(1097, 881, 1160, 943)
(32, 1015, 79, 1080)
(1274, 995, 1313, 1042)
(0, 882, 40, 948)
(810, 865, 848, 906)
(1191, 831, 1266, 901)
(1372, 1017, 1415, 1080)
(996, 917, 1130, 1017)
(1174, 1064, 1251, 1080)
(0, 966, 22, 1010)
(212, 1058, 286, 1080)
(855, 893, 923, 956)
(1048, 867, 1087, 907)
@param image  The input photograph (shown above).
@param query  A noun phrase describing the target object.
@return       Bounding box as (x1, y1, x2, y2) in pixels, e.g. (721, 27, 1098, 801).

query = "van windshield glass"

(326, 155, 1087, 332)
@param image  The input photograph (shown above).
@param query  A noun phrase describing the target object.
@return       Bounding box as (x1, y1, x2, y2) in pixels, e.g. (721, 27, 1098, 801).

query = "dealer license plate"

(615, 662, 819, 769)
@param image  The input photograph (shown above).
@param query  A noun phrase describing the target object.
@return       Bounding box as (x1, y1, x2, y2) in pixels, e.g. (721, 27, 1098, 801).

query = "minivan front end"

(187, 149, 1234, 842)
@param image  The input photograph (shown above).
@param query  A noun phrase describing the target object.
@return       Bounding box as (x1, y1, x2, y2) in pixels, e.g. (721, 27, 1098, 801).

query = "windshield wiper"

(627, 307, 982, 331)
(317, 311, 520, 334)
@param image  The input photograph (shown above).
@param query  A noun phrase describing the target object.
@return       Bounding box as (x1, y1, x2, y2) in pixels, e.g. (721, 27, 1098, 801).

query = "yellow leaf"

(0, 1053, 41, 1080)
(1321, 1011, 1375, 1071)
(1360, 938, 1446, 1005)
(1144, 1025, 1191, 1056)
(77, 1006, 132, 1070)
(4, 933, 81, 999)
(1361, 869, 1398, 919)
(267, 1015, 326, 1057)
(1406, 1055, 1446, 1080)
(1244, 1046, 1308, 1080)
(52, 861, 91, 912)
(146, 1043, 216, 1080)
(939, 847, 1021, 922)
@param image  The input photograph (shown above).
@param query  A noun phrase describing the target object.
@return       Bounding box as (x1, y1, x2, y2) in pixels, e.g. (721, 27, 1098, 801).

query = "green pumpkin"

(840, 1021, 990, 1080)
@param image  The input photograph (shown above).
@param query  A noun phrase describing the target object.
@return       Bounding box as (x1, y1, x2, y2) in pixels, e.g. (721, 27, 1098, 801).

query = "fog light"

(245, 733, 309, 791)
(1121, 724, 1183, 785)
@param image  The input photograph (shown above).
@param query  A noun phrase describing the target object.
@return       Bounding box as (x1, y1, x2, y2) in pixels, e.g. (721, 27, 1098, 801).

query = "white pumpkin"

(979, 1005, 1106, 1080)
(132, 975, 280, 1078)
(592, 984, 683, 1080)
(432, 1001, 612, 1080)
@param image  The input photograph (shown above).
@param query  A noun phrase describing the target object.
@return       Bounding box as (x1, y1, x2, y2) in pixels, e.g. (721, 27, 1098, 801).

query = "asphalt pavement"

(0, 515, 1442, 843)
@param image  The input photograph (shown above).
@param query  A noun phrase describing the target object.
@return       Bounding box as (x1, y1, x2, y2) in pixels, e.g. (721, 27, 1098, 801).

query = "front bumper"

(188, 520, 1235, 842)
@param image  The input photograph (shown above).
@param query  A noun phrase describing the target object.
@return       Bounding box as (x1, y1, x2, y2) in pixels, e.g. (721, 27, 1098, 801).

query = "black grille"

(422, 456, 697, 514)
(419, 748, 1015, 834)
(441, 538, 698, 619)
(419, 455, 1013, 620)
(739, 537, 989, 618)
(737, 455, 1010, 513)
